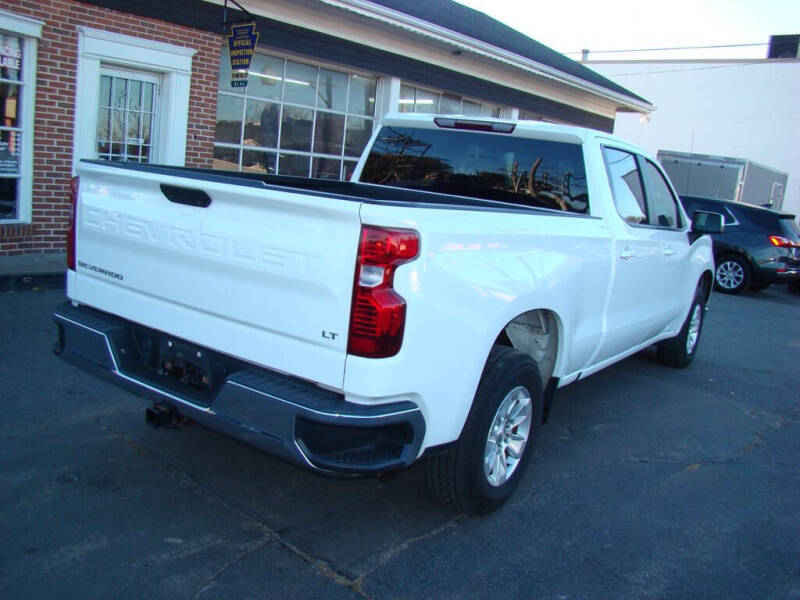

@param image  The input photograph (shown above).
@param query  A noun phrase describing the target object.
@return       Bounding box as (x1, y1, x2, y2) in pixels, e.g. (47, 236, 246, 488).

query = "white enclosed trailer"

(658, 151, 789, 210)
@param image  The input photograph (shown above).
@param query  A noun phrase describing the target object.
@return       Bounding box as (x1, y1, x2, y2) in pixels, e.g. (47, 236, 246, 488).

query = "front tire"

(715, 255, 750, 294)
(657, 287, 706, 368)
(425, 346, 542, 514)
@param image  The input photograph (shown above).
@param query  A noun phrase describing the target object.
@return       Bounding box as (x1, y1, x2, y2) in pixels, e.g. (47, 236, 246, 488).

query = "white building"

(590, 59, 800, 216)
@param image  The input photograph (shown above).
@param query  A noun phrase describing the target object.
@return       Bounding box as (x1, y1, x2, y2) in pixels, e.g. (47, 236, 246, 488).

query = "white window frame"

(0, 9, 43, 224)
(73, 27, 196, 172)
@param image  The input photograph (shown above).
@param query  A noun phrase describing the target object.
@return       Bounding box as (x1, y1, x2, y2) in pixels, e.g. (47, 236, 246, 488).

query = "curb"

(0, 253, 67, 292)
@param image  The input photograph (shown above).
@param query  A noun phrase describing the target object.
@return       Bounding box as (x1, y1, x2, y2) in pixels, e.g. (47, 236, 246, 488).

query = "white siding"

(590, 60, 800, 216)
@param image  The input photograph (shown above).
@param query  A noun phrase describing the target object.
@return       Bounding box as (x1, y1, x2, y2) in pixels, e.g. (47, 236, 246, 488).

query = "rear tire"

(425, 345, 542, 514)
(657, 287, 706, 368)
(715, 255, 750, 294)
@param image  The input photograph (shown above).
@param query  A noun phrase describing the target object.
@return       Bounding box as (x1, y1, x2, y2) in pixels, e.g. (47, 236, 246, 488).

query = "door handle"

(620, 247, 636, 260)
(664, 245, 676, 256)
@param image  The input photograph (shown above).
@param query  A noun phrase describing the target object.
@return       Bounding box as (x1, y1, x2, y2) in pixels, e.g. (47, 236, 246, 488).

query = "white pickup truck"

(54, 114, 722, 513)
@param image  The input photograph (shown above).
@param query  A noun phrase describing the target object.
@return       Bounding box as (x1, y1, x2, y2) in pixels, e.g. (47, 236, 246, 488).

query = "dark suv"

(679, 196, 800, 294)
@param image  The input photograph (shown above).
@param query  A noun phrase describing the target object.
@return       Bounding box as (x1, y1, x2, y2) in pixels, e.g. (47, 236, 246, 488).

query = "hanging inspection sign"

(227, 22, 259, 88)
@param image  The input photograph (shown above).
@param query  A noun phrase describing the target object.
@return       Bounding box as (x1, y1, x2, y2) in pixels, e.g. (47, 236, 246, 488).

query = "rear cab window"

(360, 126, 589, 214)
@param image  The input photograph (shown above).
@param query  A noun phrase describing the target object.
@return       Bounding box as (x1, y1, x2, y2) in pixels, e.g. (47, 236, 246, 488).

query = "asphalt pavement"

(1, 285, 798, 599)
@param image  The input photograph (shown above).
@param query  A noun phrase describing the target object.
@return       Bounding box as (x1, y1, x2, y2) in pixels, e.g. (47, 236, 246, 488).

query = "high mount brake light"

(348, 226, 420, 358)
(67, 177, 79, 271)
(433, 117, 516, 134)
(768, 235, 798, 248)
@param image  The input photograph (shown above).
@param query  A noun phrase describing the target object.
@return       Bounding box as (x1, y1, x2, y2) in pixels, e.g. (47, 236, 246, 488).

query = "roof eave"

(316, 0, 653, 112)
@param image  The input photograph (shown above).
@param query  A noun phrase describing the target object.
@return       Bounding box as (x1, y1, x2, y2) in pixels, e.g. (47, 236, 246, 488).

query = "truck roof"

(378, 113, 648, 153)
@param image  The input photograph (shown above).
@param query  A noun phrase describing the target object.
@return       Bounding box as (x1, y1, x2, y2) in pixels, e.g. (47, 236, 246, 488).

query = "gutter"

(315, 0, 653, 113)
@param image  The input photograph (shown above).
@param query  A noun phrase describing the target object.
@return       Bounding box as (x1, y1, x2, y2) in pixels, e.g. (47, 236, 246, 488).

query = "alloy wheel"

(484, 386, 532, 487)
(716, 260, 745, 290)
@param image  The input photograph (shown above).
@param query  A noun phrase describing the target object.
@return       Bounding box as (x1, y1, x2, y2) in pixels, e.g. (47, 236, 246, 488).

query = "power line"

(602, 61, 782, 77)
(563, 42, 769, 55)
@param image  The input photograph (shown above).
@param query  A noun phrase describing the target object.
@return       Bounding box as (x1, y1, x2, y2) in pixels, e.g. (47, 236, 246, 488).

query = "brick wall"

(1, 0, 220, 255)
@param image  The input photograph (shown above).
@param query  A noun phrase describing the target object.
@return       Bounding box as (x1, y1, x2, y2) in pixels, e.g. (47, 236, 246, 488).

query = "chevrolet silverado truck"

(54, 114, 723, 513)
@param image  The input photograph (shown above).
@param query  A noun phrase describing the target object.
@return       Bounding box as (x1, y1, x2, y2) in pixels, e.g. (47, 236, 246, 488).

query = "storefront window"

(0, 33, 24, 220)
(398, 84, 502, 118)
(215, 50, 377, 179)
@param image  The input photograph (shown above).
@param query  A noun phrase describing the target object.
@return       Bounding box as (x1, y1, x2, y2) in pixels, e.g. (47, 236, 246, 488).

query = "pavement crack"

(92, 417, 371, 599)
(631, 416, 793, 470)
(192, 536, 271, 599)
(722, 397, 800, 426)
(353, 515, 466, 588)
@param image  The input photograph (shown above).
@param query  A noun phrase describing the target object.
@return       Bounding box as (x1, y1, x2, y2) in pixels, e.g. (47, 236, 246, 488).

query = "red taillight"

(348, 226, 420, 358)
(768, 235, 798, 248)
(67, 176, 79, 271)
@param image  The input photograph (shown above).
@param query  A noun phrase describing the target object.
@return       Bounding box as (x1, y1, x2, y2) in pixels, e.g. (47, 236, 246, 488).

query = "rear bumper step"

(53, 302, 425, 474)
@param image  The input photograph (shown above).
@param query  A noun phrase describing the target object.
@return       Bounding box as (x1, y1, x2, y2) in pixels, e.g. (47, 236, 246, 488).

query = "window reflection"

(314, 112, 345, 155)
(398, 84, 503, 117)
(243, 149, 276, 173)
(214, 50, 376, 180)
(281, 106, 313, 152)
(345, 117, 371, 156)
(215, 95, 244, 144)
(213, 145, 240, 170)
(349, 75, 376, 116)
(243, 100, 279, 149)
(313, 157, 342, 179)
(284, 61, 318, 107)
(279, 153, 310, 176)
(317, 69, 348, 112)
(247, 53, 283, 101)
(96, 73, 159, 163)
(361, 126, 589, 214)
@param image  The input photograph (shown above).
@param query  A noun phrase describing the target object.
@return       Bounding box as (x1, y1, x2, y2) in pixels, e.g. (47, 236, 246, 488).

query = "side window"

(642, 160, 682, 228)
(603, 147, 646, 224)
(722, 207, 738, 225)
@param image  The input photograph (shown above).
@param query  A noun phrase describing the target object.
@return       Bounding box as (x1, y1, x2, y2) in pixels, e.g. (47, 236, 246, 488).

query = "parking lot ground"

(1, 286, 799, 599)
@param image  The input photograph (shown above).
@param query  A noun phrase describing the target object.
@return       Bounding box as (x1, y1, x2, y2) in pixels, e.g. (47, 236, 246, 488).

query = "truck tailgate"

(71, 162, 362, 389)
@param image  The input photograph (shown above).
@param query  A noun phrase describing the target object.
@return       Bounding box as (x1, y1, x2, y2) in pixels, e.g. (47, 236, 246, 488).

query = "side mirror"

(691, 210, 724, 234)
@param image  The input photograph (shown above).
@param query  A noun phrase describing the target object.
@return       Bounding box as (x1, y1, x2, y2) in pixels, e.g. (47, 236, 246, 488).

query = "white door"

(595, 147, 666, 361)
(638, 158, 692, 335)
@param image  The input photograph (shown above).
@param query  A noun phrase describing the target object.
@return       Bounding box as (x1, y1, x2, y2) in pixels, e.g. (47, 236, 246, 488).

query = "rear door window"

(641, 160, 683, 229)
(604, 146, 684, 229)
(719, 206, 738, 226)
(603, 147, 646, 223)
(360, 126, 589, 213)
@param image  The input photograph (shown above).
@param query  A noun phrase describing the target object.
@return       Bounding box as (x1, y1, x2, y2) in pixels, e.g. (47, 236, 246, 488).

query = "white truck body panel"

(62, 114, 714, 462)
(71, 162, 362, 389)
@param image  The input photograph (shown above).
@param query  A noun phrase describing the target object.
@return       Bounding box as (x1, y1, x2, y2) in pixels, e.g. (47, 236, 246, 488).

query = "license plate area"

(158, 337, 214, 391)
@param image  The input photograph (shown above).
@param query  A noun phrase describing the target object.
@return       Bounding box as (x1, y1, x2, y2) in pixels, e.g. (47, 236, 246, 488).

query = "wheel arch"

(492, 308, 562, 387)
(699, 270, 714, 302)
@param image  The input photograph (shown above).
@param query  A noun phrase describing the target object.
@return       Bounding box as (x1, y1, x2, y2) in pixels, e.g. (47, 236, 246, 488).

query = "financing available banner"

(227, 22, 259, 88)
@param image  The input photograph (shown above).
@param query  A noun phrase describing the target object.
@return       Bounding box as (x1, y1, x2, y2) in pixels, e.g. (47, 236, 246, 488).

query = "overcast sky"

(453, 0, 800, 60)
